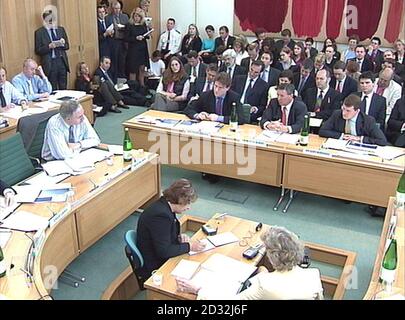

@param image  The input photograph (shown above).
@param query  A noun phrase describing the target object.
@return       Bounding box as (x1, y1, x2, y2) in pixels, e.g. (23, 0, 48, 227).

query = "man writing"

(42, 100, 101, 161)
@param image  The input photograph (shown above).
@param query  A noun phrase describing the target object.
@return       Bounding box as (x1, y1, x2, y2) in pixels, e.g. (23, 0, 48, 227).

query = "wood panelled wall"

(0, 0, 99, 89)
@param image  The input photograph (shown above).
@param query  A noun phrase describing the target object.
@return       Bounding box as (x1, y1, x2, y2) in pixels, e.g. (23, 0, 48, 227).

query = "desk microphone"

(88, 178, 98, 192)
(46, 206, 57, 218)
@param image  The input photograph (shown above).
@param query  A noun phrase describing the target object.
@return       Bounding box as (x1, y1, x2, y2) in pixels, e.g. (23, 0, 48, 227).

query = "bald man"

(12, 59, 52, 101)
(374, 68, 402, 123)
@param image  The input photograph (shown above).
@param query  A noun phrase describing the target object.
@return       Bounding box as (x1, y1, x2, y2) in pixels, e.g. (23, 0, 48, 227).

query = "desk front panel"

(76, 161, 160, 251)
(128, 127, 283, 187)
(283, 154, 399, 207)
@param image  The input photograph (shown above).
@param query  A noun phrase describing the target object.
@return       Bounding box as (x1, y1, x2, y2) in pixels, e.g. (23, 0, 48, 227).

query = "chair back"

(124, 230, 145, 289)
(0, 133, 36, 185)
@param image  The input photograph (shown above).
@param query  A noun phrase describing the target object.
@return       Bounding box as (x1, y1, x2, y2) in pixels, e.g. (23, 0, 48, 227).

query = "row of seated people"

(145, 50, 404, 147)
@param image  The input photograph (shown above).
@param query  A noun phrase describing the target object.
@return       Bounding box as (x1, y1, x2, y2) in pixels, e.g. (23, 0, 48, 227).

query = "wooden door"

(79, 0, 99, 74)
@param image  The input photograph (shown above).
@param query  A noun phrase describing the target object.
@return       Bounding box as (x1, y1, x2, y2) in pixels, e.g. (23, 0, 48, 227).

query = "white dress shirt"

(0, 81, 27, 106)
(361, 92, 372, 115)
(158, 29, 182, 55)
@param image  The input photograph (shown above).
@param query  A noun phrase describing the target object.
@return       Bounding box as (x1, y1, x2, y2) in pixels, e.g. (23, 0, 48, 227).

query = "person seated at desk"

(387, 98, 405, 147)
(319, 94, 387, 146)
(136, 179, 206, 280)
(0, 66, 28, 112)
(12, 59, 52, 102)
(176, 226, 324, 300)
(186, 63, 218, 104)
(41, 100, 101, 161)
(302, 69, 340, 121)
(260, 83, 307, 134)
(184, 72, 244, 125)
(0, 179, 16, 208)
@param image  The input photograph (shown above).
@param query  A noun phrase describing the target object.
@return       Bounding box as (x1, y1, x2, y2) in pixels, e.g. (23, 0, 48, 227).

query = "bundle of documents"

(134, 116, 180, 128)
(258, 131, 300, 145)
(173, 253, 257, 296)
(176, 120, 223, 135)
(49, 90, 87, 103)
(42, 148, 113, 176)
(0, 210, 49, 232)
(189, 232, 239, 256)
(0, 107, 47, 120)
(12, 183, 72, 203)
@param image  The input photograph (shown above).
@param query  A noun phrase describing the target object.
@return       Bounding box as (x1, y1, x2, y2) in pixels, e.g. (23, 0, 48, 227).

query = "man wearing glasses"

(42, 100, 100, 161)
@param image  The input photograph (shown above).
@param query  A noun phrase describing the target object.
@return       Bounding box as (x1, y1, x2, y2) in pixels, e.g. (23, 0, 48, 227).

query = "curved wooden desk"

(0, 153, 160, 300)
(0, 95, 94, 141)
(364, 198, 404, 300)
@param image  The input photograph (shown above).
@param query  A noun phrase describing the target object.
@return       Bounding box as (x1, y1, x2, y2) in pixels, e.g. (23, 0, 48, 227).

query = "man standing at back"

(35, 9, 70, 90)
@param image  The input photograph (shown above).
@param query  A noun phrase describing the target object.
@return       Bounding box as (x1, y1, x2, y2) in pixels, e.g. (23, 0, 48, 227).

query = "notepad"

(0, 211, 49, 232)
(207, 232, 239, 247)
(170, 259, 201, 280)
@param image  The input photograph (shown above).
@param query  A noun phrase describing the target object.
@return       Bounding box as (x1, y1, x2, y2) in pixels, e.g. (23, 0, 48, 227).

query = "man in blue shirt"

(41, 100, 101, 161)
(12, 59, 52, 101)
(0, 66, 28, 112)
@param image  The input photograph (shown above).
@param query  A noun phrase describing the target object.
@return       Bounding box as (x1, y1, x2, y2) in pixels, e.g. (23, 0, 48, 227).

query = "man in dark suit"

(383, 50, 405, 85)
(214, 26, 236, 52)
(305, 38, 318, 60)
(356, 72, 387, 130)
(97, 5, 111, 59)
(184, 72, 245, 125)
(219, 49, 246, 81)
(367, 37, 384, 73)
(330, 61, 358, 103)
(260, 83, 307, 134)
(387, 98, 405, 147)
(294, 59, 316, 97)
(260, 51, 281, 87)
(136, 179, 205, 280)
(312, 54, 331, 78)
(302, 69, 340, 120)
(319, 94, 387, 146)
(350, 45, 373, 73)
(275, 29, 296, 51)
(186, 64, 218, 104)
(105, 1, 129, 79)
(232, 61, 269, 123)
(34, 10, 70, 90)
(240, 43, 260, 74)
(184, 51, 207, 83)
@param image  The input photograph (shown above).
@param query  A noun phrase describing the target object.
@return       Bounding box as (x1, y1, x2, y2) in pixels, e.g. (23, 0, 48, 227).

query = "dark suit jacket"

(232, 75, 269, 119)
(261, 67, 281, 87)
(368, 49, 384, 72)
(184, 63, 207, 79)
(329, 76, 358, 101)
(294, 73, 316, 96)
(275, 39, 296, 51)
(34, 26, 70, 74)
(319, 110, 387, 145)
(349, 57, 374, 73)
(387, 98, 405, 147)
(97, 19, 111, 58)
(105, 13, 129, 40)
(302, 87, 341, 120)
(180, 35, 202, 55)
(355, 92, 387, 130)
(94, 67, 116, 85)
(214, 35, 236, 51)
(273, 61, 300, 74)
(219, 64, 246, 81)
(260, 98, 308, 134)
(240, 57, 259, 73)
(136, 197, 189, 279)
(309, 47, 318, 60)
(187, 77, 212, 100)
(184, 90, 245, 125)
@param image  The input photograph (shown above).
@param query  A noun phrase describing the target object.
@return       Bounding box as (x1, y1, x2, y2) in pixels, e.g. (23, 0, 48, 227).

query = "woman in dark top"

(126, 8, 150, 87)
(151, 56, 190, 112)
(180, 24, 202, 58)
(321, 38, 341, 61)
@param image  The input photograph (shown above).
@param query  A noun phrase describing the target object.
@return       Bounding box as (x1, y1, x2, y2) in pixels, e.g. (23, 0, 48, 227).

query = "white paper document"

(321, 138, 349, 151)
(24, 172, 70, 187)
(170, 259, 201, 280)
(50, 90, 87, 102)
(108, 145, 124, 155)
(259, 131, 300, 145)
(12, 185, 41, 203)
(310, 118, 323, 128)
(0, 230, 12, 248)
(207, 232, 239, 247)
(188, 239, 216, 256)
(33, 100, 60, 109)
(115, 83, 130, 91)
(0, 211, 49, 232)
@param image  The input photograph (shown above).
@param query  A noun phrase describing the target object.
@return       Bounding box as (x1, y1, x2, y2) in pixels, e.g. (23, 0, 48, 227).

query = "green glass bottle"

(300, 113, 310, 146)
(380, 238, 397, 290)
(123, 128, 133, 162)
(396, 172, 405, 207)
(230, 102, 238, 132)
(0, 246, 6, 278)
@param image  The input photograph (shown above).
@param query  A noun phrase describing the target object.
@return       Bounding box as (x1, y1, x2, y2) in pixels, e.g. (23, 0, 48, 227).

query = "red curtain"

(292, 0, 326, 37)
(326, 0, 346, 39)
(235, 0, 289, 33)
(384, 0, 404, 43)
(347, 0, 384, 41)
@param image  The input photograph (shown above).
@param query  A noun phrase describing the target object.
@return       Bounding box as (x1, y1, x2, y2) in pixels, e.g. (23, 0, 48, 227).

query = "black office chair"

(124, 230, 145, 290)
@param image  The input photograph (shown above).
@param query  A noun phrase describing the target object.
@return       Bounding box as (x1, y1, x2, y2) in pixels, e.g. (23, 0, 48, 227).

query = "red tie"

(376, 86, 385, 96)
(281, 107, 287, 126)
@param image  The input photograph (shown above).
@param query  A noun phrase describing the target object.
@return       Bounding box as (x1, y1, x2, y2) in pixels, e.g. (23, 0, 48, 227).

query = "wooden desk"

(124, 111, 404, 207)
(0, 152, 161, 300)
(364, 198, 404, 300)
(0, 95, 94, 141)
(144, 214, 357, 300)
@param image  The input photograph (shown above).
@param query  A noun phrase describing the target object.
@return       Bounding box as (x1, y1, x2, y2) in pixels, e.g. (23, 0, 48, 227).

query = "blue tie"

(69, 126, 75, 143)
(50, 28, 58, 41)
(215, 97, 223, 115)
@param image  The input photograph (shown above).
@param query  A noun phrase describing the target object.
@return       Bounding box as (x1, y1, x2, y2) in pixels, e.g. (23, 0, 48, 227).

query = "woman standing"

(126, 8, 150, 87)
(151, 56, 190, 112)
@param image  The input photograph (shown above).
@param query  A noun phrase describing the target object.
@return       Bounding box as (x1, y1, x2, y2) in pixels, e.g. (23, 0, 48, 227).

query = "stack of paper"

(207, 232, 239, 247)
(170, 259, 201, 280)
(0, 230, 12, 248)
(0, 211, 49, 232)
(50, 90, 87, 102)
(258, 131, 300, 145)
(321, 138, 349, 151)
(188, 239, 216, 256)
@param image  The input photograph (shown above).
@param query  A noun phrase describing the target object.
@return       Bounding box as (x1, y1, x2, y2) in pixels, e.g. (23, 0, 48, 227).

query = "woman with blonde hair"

(125, 8, 150, 86)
